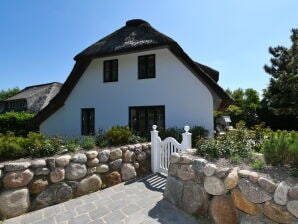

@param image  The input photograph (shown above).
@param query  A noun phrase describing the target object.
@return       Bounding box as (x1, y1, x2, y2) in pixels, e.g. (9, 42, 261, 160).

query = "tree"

(218, 88, 260, 128)
(264, 29, 298, 117)
(0, 87, 20, 100)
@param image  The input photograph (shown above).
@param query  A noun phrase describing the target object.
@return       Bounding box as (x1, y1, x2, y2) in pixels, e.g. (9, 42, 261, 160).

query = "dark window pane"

(104, 59, 118, 82)
(129, 106, 164, 135)
(81, 108, 95, 135)
(138, 55, 155, 79)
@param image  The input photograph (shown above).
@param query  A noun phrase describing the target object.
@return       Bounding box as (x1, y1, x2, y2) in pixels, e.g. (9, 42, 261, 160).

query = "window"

(103, 59, 118, 82)
(129, 106, 165, 135)
(138, 54, 155, 79)
(81, 108, 95, 135)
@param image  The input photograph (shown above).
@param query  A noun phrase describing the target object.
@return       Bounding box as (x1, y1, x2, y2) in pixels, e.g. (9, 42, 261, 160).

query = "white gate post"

(181, 125, 192, 150)
(151, 125, 160, 173)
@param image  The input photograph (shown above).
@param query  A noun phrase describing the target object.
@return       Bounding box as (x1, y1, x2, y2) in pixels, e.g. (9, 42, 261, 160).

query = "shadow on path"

(124, 173, 167, 193)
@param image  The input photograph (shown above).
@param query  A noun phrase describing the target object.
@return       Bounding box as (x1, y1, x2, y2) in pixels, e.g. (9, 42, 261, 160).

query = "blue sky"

(0, 1, 297, 96)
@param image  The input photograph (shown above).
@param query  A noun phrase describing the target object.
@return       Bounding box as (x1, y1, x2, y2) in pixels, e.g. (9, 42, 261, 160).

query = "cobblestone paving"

(4, 174, 208, 224)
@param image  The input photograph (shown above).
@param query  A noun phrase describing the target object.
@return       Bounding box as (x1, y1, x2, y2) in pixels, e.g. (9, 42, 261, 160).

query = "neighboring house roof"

(4, 82, 62, 113)
(34, 19, 233, 125)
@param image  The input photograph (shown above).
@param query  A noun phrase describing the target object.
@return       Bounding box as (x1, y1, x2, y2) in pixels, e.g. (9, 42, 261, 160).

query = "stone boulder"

(85, 150, 98, 159)
(121, 163, 136, 181)
(136, 151, 147, 162)
(179, 154, 193, 164)
(46, 158, 56, 170)
(71, 153, 87, 163)
(181, 181, 208, 215)
(109, 159, 122, 170)
(263, 201, 295, 224)
(31, 159, 46, 168)
(56, 155, 71, 167)
(65, 163, 87, 180)
(77, 174, 102, 195)
(168, 163, 179, 177)
(164, 175, 183, 207)
(4, 162, 31, 172)
(257, 177, 276, 194)
(192, 158, 207, 171)
(0, 188, 30, 218)
(35, 167, 50, 176)
(49, 168, 65, 183)
(3, 169, 34, 188)
(274, 181, 289, 205)
(224, 167, 238, 190)
(238, 178, 272, 203)
(209, 195, 238, 224)
(87, 167, 97, 175)
(238, 170, 259, 183)
(177, 164, 195, 181)
(204, 176, 228, 195)
(98, 150, 110, 162)
(203, 163, 217, 176)
(110, 148, 122, 160)
(32, 182, 72, 209)
(231, 188, 261, 215)
(215, 167, 230, 179)
(29, 178, 49, 195)
(289, 184, 298, 200)
(96, 164, 109, 173)
(86, 158, 99, 167)
(287, 200, 298, 218)
(123, 150, 136, 162)
(169, 153, 180, 164)
(104, 171, 121, 187)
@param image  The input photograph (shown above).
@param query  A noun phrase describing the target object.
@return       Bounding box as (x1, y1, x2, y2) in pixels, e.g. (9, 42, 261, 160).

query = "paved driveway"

(4, 174, 208, 224)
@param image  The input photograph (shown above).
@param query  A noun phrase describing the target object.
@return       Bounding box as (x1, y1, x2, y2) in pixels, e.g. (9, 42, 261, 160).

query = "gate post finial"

(182, 125, 192, 150)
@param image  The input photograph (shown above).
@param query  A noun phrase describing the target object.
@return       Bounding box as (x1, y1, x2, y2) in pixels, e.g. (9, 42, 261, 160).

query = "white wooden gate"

(151, 125, 192, 174)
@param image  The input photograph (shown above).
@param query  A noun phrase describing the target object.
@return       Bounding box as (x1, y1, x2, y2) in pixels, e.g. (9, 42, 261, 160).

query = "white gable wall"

(40, 48, 214, 136)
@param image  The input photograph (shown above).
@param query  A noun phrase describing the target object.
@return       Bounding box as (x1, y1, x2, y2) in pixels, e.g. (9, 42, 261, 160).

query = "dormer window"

(104, 59, 118, 82)
(7, 99, 27, 112)
(138, 54, 155, 79)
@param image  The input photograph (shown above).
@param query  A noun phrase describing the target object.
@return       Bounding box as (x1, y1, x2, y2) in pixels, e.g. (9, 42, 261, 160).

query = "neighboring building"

(34, 19, 233, 136)
(0, 82, 62, 114)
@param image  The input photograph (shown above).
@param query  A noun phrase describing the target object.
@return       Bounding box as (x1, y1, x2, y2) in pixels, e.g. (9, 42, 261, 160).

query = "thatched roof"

(34, 19, 233, 125)
(5, 82, 62, 113)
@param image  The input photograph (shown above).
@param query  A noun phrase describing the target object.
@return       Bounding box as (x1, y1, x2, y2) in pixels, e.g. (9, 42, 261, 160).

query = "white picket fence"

(151, 125, 192, 174)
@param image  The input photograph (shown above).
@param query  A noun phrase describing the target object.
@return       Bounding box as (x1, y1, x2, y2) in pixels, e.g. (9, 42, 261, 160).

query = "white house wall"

(40, 48, 214, 136)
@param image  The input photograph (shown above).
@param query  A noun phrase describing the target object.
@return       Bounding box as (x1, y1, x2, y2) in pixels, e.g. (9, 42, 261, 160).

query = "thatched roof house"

(0, 82, 62, 114)
(34, 19, 233, 136)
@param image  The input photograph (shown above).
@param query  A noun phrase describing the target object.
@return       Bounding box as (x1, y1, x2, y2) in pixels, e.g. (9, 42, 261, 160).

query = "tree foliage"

(263, 28, 298, 117)
(219, 88, 260, 127)
(0, 87, 20, 100)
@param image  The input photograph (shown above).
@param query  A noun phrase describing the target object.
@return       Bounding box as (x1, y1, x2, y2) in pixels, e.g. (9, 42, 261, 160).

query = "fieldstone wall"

(0, 143, 151, 218)
(164, 151, 298, 224)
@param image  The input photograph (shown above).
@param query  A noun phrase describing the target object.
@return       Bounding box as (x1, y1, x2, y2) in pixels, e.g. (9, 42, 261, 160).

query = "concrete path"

(4, 174, 208, 224)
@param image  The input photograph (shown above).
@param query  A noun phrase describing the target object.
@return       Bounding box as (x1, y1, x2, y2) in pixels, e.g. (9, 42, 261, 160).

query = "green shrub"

(0, 132, 27, 159)
(262, 130, 298, 167)
(105, 126, 133, 145)
(190, 126, 208, 146)
(80, 136, 96, 149)
(251, 160, 265, 170)
(196, 122, 256, 158)
(0, 112, 37, 136)
(95, 128, 108, 147)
